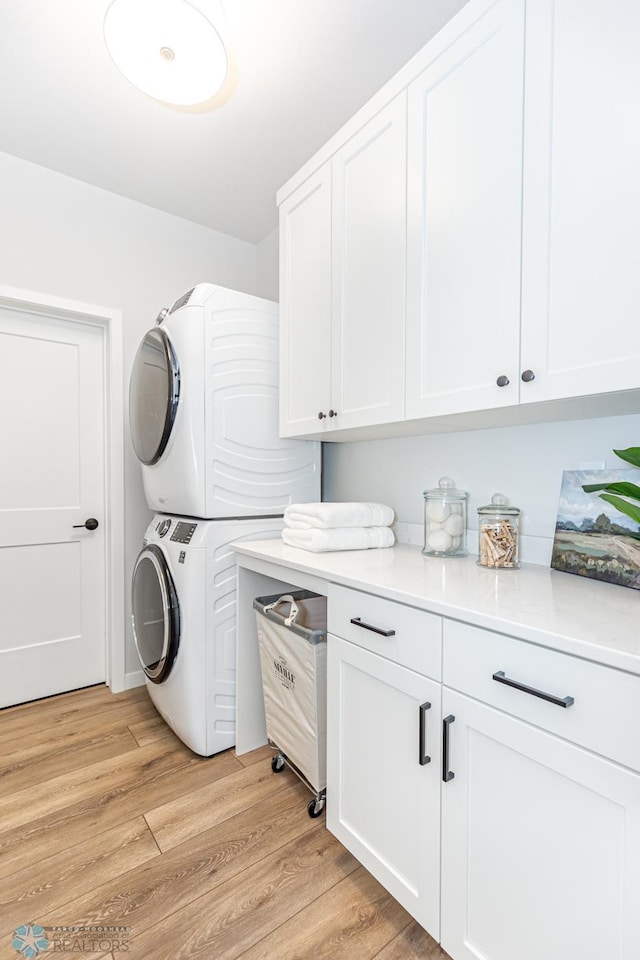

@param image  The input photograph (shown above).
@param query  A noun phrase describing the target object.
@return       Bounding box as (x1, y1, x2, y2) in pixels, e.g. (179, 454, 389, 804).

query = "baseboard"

(124, 669, 146, 690)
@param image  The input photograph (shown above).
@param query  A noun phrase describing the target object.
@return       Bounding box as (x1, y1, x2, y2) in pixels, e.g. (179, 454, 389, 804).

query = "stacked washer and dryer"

(129, 284, 320, 756)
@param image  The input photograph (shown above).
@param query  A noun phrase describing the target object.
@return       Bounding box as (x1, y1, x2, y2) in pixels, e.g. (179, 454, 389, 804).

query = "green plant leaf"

(599, 493, 640, 526)
(584, 481, 640, 500)
(613, 447, 640, 468)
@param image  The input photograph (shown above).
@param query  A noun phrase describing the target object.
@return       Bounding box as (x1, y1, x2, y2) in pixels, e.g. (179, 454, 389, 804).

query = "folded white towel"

(281, 526, 395, 553)
(284, 501, 394, 530)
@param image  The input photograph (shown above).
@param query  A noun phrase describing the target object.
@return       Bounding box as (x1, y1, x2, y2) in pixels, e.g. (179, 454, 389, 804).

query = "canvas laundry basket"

(253, 591, 327, 792)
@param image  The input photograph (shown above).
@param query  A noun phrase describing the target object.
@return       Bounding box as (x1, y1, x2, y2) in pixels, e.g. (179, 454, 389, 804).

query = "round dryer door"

(129, 327, 180, 466)
(131, 544, 180, 683)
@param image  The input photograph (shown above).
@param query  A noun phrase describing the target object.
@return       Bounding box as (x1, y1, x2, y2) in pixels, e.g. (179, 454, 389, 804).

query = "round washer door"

(131, 544, 180, 683)
(129, 327, 180, 466)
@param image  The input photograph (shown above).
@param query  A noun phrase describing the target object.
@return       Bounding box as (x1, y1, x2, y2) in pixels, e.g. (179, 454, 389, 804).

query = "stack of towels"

(282, 502, 395, 553)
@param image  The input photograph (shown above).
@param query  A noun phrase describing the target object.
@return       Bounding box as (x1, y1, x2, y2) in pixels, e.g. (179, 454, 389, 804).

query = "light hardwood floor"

(0, 685, 449, 960)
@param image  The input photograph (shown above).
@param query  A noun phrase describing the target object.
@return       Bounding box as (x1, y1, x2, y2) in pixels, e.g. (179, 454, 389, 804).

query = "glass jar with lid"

(422, 477, 468, 557)
(477, 493, 520, 568)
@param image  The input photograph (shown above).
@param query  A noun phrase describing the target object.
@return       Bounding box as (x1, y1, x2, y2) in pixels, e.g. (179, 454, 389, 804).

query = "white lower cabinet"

(327, 633, 442, 938)
(326, 595, 640, 960)
(440, 688, 640, 960)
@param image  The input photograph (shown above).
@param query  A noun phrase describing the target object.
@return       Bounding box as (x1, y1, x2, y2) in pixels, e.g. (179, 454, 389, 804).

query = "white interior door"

(0, 305, 106, 707)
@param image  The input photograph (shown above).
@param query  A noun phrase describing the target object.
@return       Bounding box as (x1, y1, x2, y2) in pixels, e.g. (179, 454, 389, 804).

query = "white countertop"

(234, 540, 640, 675)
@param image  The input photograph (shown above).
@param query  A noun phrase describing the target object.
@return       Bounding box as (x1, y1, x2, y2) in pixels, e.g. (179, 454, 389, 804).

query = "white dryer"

(129, 283, 321, 518)
(131, 512, 283, 756)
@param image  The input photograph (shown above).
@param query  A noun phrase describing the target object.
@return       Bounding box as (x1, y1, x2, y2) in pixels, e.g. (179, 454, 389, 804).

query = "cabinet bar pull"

(442, 715, 455, 782)
(349, 617, 396, 637)
(492, 671, 574, 708)
(419, 702, 431, 765)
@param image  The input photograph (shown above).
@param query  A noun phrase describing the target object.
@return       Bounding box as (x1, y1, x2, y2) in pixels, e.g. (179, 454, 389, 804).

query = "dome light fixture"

(103, 0, 228, 107)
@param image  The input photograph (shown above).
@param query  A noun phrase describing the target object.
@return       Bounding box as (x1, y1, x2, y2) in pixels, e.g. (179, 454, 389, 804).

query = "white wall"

(323, 412, 640, 561)
(257, 228, 279, 302)
(0, 150, 258, 682)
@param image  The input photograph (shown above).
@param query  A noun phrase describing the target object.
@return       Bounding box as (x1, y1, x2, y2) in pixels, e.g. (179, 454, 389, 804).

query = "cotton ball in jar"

(427, 528, 453, 552)
(443, 513, 465, 537)
(426, 501, 451, 523)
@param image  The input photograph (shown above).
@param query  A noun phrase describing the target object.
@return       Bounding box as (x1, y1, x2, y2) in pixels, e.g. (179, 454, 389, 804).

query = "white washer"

(131, 513, 283, 756)
(129, 283, 321, 518)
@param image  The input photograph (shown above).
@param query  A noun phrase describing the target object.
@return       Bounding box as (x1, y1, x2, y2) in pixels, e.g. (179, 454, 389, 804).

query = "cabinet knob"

(521, 369, 536, 383)
(317, 411, 326, 420)
(328, 409, 338, 418)
(496, 375, 510, 388)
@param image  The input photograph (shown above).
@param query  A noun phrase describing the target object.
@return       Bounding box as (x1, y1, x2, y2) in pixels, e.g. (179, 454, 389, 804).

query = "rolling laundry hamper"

(253, 591, 327, 818)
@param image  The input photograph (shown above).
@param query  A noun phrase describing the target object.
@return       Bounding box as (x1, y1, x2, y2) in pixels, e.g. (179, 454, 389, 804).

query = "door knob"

(318, 411, 326, 420)
(73, 518, 99, 530)
(521, 369, 536, 383)
(328, 409, 338, 418)
(496, 375, 510, 387)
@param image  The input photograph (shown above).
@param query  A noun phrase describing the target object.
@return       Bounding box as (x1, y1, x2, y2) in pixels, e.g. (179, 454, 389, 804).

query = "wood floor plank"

(0, 686, 149, 741)
(0, 684, 433, 960)
(0, 817, 159, 937)
(372, 920, 451, 960)
(234, 744, 274, 767)
(145, 760, 295, 851)
(0, 739, 241, 832)
(0, 740, 179, 831)
(0, 727, 138, 796)
(38, 779, 317, 944)
(240, 866, 410, 960)
(0, 693, 158, 754)
(0, 683, 113, 720)
(128, 717, 179, 748)
(0, 744, 241, 877)
(118, 822, 359, 960)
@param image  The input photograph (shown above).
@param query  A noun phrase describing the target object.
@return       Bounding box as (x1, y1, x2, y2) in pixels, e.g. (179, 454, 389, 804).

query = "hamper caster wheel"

(307, 798, 325, 818)
(271, 754, 285, 773)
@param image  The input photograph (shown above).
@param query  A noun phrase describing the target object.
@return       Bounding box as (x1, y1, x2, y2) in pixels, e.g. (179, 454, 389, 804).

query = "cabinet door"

(405, 0, 525, 418)
(520, 0, 640, 402)
(327, 634, 441, 938)
(331, 95, 407, 430)
(441, 688, 640, 960)
(279, 165, 332, 436)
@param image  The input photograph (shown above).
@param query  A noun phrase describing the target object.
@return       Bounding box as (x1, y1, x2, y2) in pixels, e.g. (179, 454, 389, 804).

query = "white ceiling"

(0, 0, 468, 244)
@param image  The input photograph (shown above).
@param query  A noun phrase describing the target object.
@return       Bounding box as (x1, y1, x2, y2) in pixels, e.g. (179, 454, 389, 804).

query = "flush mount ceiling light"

(103, 0, 228, 106)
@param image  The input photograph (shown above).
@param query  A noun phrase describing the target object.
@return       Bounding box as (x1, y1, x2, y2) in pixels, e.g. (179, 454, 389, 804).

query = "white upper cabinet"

(519, 0, 640, 403)
(405, 0, 525, 419)
(278, 0, 640, 440)
(279, 164, 332, 437)
(279, 95, 407, 437)
(331, 94, 407, 430)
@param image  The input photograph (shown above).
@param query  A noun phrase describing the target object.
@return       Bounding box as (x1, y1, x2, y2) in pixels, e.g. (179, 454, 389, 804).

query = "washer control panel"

(170, 521, 197, 544)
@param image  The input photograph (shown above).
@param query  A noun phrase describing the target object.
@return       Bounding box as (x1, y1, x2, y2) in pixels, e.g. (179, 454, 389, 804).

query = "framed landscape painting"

(551, 469, 640, 590)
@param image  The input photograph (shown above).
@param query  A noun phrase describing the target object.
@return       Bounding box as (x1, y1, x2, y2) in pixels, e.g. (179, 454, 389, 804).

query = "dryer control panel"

(156, 518, 172, 538)
(170, 521, 197, 544)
